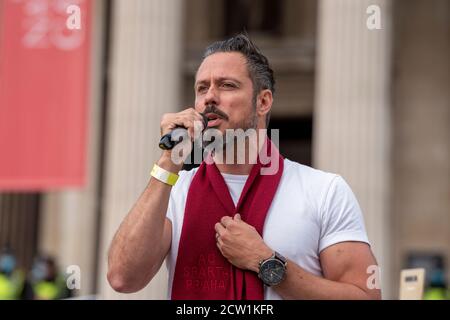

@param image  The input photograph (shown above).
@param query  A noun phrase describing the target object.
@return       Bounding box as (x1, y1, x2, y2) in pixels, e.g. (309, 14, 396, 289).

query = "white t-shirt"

(165, 159, 370, 300)
(220, 172, 249, 206)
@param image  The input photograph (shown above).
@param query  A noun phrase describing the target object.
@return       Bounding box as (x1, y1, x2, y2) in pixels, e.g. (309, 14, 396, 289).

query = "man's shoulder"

(282, 159, 353, 218)
(282, 158, 345, 206)
(283, 158, 339, 186)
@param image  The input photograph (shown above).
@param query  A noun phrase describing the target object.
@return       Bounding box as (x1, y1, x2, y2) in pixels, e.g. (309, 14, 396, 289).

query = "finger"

(216, 239, 224, 253)
(220, 216, 233, 228)
(160, 112, 174, 133)
(193, 111, 205, 125)
(185, 108, 204, 125)
(176, 114, 196, 128)
(187, 116, 205, 140)
(176, 118, 196, 140)
(215, 222, 226, 235)
(234, 213, 242, 221)
(193, 120, 204, 140)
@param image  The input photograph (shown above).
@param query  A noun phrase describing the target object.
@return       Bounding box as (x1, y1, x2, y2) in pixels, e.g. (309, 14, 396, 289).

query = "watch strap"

(274, 251, 287, 265)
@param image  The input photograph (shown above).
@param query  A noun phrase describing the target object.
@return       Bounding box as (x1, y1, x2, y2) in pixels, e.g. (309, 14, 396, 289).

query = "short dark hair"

(201, 33, 275, 127)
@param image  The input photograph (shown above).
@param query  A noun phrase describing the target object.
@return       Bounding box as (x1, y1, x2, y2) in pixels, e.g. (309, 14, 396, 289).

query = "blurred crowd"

(0, 246, 71, 300)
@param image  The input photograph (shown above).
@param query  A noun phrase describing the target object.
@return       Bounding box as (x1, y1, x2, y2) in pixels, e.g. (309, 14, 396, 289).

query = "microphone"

(158, 113, 209, 150)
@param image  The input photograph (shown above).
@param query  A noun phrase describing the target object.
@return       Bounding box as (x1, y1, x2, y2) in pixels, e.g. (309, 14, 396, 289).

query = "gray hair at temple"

(202, 32, 275, 127)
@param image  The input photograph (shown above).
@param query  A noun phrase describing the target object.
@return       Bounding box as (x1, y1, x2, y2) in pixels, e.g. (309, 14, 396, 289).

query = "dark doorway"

(0, 193, 40, 270)
(224, 0, 284, 37)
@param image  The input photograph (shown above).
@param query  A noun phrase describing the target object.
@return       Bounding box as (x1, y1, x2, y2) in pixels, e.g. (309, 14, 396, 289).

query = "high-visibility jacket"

(424, 287, 449, 300)
(0, 271, 25, 300)
(32, 275, 68, 300)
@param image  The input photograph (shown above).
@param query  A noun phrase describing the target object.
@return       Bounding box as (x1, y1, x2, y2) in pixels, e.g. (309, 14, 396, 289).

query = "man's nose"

(204, 85, 219, 106)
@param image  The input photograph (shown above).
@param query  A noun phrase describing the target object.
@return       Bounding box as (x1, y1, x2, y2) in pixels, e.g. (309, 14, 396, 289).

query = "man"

(107, 33, 381, 300)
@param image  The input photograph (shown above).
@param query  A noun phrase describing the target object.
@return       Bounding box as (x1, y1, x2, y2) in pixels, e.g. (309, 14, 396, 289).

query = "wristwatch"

(258, 251, 287, 286)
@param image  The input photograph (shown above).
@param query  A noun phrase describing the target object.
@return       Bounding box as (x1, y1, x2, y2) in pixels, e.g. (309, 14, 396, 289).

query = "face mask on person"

(0, 254, 16, 274)
(31, 261, 48, 281)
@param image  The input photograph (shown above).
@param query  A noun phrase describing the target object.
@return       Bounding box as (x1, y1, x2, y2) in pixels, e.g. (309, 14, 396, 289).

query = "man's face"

(194, 52, 257, 135)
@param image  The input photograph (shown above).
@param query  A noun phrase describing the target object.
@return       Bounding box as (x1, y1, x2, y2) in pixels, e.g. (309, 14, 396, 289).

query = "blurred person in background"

(424, 269, 450, 300)
(0, 246, 26, 300)
(25, 255, 71, 300)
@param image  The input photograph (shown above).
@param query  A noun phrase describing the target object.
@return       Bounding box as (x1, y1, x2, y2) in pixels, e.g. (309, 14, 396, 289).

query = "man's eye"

(197, 86, 208, 93)
(222, 83, 236, 88)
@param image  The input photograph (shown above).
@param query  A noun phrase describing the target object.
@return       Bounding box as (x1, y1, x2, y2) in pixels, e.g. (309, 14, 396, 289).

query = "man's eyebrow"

(194, 80, 209, 87)
(195, 77, 242, 87)
(215, 77, 242, 84)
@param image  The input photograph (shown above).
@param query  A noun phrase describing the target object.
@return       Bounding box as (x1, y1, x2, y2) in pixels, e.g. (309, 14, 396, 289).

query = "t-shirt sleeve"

(165, 169, 191, 223)
(165, 190, 175, 222)
(165, 174, 183, 223)
(318, 175, 370, 253)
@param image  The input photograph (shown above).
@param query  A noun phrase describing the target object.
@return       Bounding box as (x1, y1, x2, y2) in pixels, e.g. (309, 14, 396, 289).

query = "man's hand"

(160, 107, 205, 141)
(215, 214, 273, 273)
(158, 107, 206, 172)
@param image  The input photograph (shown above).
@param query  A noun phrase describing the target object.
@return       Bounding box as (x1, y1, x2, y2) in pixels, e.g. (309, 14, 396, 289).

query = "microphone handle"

(158, 114, 209, 150)
(158, 132, 177, 150)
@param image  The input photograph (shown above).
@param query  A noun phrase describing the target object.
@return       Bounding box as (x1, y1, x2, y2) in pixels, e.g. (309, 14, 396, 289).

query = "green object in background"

(423, 269, 449, 300)
(423, 287, 449, 300)
(0, 271, 25, 300)
(0, 274, 16, 299)
(34, 281, 60, 300)
(32, 274, 68, 300)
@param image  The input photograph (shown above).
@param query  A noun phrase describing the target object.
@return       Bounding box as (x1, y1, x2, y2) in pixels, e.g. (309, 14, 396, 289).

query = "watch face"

(260, 259, 286, 286)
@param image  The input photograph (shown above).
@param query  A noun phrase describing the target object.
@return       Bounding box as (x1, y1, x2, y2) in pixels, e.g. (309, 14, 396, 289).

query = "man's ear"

(256, 89, 273, 118)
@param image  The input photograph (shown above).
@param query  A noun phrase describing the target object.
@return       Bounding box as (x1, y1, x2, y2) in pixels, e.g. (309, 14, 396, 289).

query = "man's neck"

(213, 134, 265, 175)
(215, 163, 253, 175)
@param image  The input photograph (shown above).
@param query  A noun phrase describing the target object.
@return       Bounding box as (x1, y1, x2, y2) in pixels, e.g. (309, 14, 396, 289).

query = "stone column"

(392, 0, 450, 297)
(97, 0, 184, 299)
(313, 0, 393, 298)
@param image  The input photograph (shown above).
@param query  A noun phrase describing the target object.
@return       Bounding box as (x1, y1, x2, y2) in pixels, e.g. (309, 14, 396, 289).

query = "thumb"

(234, 213, 242, 221)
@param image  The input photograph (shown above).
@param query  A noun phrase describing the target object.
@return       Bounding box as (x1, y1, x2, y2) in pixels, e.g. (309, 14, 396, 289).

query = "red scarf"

(171, 138, 284, 300)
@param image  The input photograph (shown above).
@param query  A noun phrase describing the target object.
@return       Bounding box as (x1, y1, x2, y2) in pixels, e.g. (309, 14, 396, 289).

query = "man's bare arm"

(107, 108, 204, 293)
(106, 154, 179, 293)
(271, 242, 381, 300)
(216, 216, 381, 300)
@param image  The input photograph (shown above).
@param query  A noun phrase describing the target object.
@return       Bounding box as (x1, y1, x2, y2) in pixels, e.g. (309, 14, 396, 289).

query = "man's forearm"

(271, 259, 378, 300)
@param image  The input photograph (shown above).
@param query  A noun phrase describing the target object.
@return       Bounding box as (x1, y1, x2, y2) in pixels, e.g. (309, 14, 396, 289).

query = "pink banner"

(0, 0, 91, 190)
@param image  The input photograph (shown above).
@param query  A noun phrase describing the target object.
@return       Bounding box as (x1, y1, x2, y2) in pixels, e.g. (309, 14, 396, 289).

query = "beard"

(202, 105, 258, 151)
